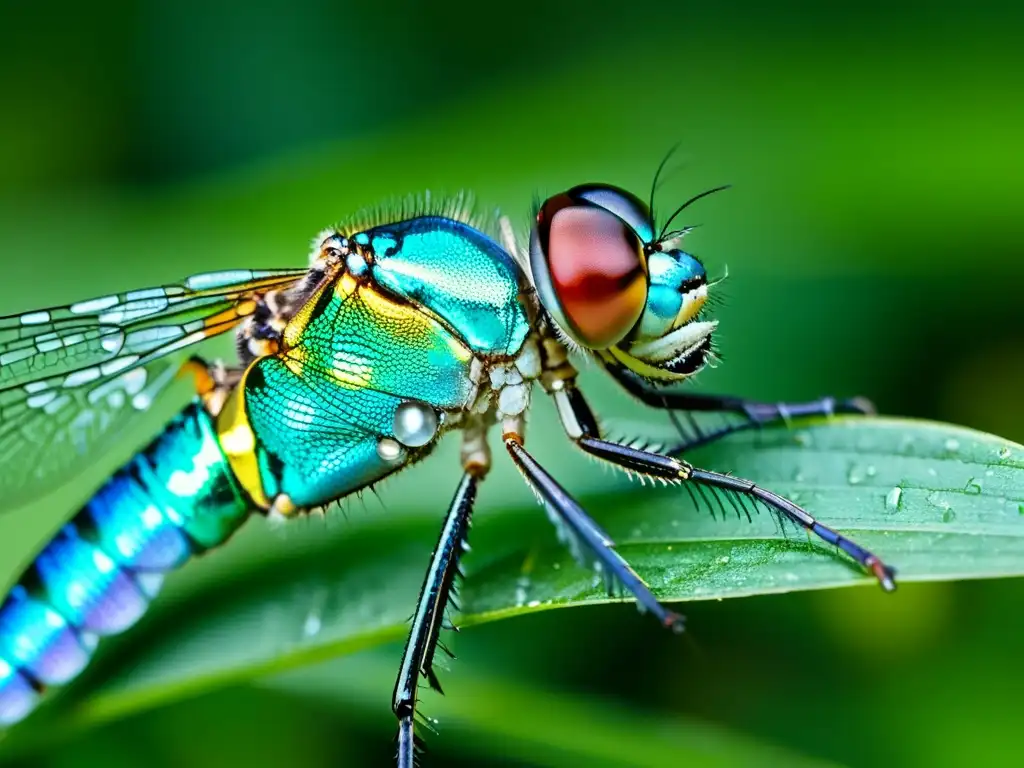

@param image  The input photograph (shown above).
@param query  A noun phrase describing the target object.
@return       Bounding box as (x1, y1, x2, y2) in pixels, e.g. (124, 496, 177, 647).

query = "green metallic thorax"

(358, 216, 530, 357)
(222, 216, 532, 510)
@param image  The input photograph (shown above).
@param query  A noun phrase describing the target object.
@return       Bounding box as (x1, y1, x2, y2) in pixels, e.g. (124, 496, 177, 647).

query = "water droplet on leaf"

(302, 612, 322, 638)
(514, 576, 531, 607)
(885, 487, 902, 512)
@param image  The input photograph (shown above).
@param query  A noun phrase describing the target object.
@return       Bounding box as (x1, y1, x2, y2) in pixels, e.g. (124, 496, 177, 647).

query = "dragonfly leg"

(607, 367, 875, 453)
(503, 418, 686, 632)
(177, 356, 244, 417)
(548, 380, 897, 591)
(393, 428, 488, 767)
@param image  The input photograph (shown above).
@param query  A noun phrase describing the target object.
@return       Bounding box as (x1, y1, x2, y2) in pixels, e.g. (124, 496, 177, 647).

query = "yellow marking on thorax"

(215, 371, 270, 509)
(281, 345, 307, 379)
(329, 275, 377, 388)
(358, 282, 472, 364)
(330, 356, 373, 388)
(292, 274, 471, 393)
(282, 276, 336, 349)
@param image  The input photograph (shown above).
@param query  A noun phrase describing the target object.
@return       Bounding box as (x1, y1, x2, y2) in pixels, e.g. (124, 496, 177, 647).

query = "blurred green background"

(1, 1, 1022, 766)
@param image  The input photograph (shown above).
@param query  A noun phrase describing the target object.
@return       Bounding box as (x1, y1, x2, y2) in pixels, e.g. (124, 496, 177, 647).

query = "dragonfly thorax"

(215, 213, 538, 513)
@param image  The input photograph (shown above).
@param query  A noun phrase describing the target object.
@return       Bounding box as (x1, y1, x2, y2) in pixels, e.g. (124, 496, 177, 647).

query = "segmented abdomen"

(0, 402, 251, 725)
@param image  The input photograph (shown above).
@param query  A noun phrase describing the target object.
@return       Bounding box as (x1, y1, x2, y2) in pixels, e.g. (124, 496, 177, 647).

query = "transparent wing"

(0, 268, 307, 506)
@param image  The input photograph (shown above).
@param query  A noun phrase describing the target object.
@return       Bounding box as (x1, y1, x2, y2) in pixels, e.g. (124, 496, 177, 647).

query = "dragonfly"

(0, 171, 896, 766)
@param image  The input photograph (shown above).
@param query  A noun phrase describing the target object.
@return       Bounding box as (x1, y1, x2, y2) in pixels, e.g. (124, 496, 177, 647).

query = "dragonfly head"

(529, 183, 719, 382)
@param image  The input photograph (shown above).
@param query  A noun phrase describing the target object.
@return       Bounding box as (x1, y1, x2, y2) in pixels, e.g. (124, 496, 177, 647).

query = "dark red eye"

(530, 188, 649, 349)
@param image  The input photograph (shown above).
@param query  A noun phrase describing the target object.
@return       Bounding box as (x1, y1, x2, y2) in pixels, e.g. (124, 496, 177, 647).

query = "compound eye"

(531, 191, 649, 349)
(569, 184, 655, 244)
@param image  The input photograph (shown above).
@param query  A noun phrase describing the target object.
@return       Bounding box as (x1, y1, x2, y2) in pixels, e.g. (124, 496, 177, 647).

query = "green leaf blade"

(4, 415, 1022, 750)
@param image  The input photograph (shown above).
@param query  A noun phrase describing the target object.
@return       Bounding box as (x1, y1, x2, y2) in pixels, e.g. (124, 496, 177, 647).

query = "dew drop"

(847, 465, 864, 485)
(927, 467, 938, 477)
(998, 447, 1012, 460)
(985, 470, 995, 477)
(527, 600, 541, 608)
(718, 556, 730, 565)
(885, 487, 903, 512)
(302, 612, 322, 638)
(944, 438, 960, 453)
(393, 401, 439, 448)
(514, 576, 531, 608)
(926, 491, 952, 512)
(866, 465, 877, 477)
(376, 438, 404, 462)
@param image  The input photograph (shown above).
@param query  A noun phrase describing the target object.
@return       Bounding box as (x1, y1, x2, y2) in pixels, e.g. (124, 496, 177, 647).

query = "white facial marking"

(629, 320, 717, 363)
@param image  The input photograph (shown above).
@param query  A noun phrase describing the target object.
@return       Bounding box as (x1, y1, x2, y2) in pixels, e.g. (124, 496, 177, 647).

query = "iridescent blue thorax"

(351, 217, 531, 357)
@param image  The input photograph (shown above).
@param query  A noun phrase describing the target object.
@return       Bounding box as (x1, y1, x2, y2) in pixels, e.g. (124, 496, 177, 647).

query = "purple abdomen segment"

(0, 402, 251, 726)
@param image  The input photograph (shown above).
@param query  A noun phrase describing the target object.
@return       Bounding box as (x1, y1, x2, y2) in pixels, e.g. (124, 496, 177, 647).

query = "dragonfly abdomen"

(0, 402, 251, 726)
